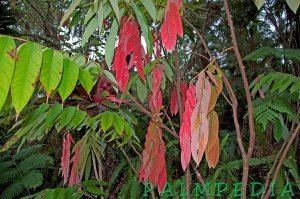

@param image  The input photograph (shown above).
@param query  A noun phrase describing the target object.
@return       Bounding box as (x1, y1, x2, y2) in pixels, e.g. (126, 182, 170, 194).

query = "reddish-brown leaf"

(191, 76, 212, 165)
(139, 122, 167, 192)
(215, 76, 223, 95)
(170, 86, 178, 116)
(179, 84, 196, 170)
(161, 1, 183, 51)
(148, 66, 164, 113)
(208, 86, 218, 113)
(205, 111, 220, 168)
(180, 82, 188, 103)
(61, 133, 73, 185)
(68, 146, 81, 187)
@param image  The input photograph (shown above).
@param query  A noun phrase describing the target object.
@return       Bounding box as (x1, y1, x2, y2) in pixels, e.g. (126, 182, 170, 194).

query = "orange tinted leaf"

(205, 111, 219, 168)
(208, 86, 218, 113)
(191, 78, 211, 165)
(215, 76, 223, 95)
(139, 122, 167, 192)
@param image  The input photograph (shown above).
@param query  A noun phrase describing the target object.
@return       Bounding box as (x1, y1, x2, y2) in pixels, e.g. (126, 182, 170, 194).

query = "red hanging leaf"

(161, 0, 183, 51)
(148, 65, 164, 113)
(113, 16, 146, 91)
(114, 50, 129, 91)
(68, 146, 81, 186)
(170, 86, 178, 116)
(180, 82, 188, 103)
(191, 74, 212, 165)
(60, 133, 73, 185)
(205, 111, 220, 168)
(139, 122, 167, 193)
(179, 84, 196, 170)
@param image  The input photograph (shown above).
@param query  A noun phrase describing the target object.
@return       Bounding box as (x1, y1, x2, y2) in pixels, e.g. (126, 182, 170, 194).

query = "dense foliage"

(0, 0, 299, 198)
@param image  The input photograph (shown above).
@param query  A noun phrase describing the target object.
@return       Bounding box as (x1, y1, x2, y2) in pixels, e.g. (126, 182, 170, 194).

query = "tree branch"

(223, 0, 256, 197)
(263, 124, 300, 198)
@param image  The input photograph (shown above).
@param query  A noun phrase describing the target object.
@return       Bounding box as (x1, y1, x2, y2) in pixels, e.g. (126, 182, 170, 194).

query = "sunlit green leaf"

(0, 36, 15, 111)
(100, 111, 114, 132)
(11, 42, 42, 114)
(40, 49, 63, 97)
(58, 59, 79, 101)
(79, 69, 96, 95)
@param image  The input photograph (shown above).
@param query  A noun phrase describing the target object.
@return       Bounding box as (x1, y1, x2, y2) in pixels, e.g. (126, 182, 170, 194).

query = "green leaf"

(161, 73, 166, 90)
(0, 36, 15, 111)
(71, 54, 86, 66)
(40, 49, 63, 97)
(286, 0, 300, 13)
(162, 60, 173, 82)
(84, 6, 96, 25)
(82, 16, 99, 46)
(130, 0, 153, 54)
(113, 114, 125, 135)
(105, 19, 118, 67)
(67, 110, 87, 130)
(24, 104, 49, 126)
(273, 119, 282, 142)
(22, 171, 43, 189)
(82, 179, 108, 187)
(60, 0, 81, 26)
(279, 115, 289, 140)
(96, 0, 104, 35)
(59, 106, 77, 129)
(0, 124, 34, 152)
(79, 69, 96, 94)
(58, 59, 79, 101)
(86, 186, 105, 196)
(109, 0, 120, 22)
(45, 103, 63, 128)
(11, 42, 42, 114)
(254, 0, 265, 10)
(70, 10, 81, 28)
(140, 0, 157, 21)
(100, 111, 114, 132)
(136, 78, 147, 102)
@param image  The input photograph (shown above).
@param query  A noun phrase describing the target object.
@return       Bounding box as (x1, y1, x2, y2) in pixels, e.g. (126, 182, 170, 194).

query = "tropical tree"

(0, 0, 299, 198)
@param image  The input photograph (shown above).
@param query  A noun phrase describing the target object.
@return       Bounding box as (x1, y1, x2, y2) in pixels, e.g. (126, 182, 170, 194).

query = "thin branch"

(163, 108, 176, 134)
(183, 17, 213, 59)
(263, 124, 300, 198)
(223, 0, 256, 197)
(119, 147, 139, 176)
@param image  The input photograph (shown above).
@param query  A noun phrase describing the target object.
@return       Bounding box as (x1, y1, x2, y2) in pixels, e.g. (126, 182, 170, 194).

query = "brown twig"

(263, 124, 300, 198)
(223, 0, 256, 197)
(119, 147, 139, 176)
